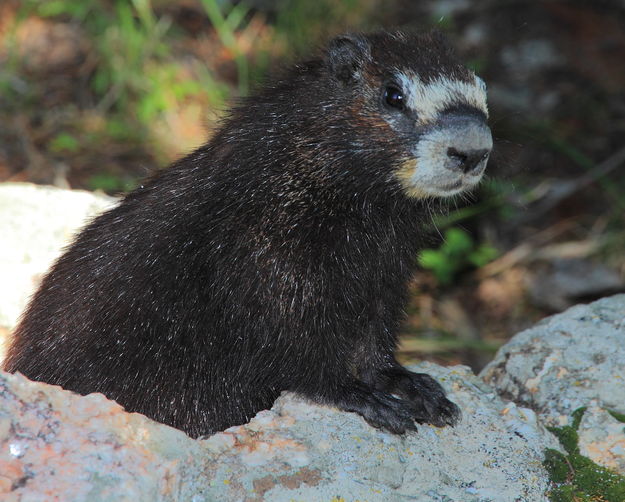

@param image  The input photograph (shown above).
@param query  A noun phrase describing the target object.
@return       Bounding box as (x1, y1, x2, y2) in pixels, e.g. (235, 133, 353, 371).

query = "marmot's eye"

(383, 86, 404, 110)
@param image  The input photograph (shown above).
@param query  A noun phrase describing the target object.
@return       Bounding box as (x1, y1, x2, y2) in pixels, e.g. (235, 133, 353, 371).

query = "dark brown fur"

(4, 31, 471, 438)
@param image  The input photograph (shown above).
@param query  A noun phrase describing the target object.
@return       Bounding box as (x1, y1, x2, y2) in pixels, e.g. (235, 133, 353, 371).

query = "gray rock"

(0, 371, 205, 502)
(577, 403, 625, 475)
(480, 295, 625, 474)
(480, 294, 625, 424)
(200, 362, 557, 501)
(0, 363, 557, 501)
(0, 183, 115, 333)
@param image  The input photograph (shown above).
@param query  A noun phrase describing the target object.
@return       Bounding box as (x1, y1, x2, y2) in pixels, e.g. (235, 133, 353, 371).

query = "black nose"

(447, 147, 490, 174)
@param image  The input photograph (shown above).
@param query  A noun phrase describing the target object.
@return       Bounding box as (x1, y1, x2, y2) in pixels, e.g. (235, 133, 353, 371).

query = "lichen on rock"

(1, 363, 557, 501)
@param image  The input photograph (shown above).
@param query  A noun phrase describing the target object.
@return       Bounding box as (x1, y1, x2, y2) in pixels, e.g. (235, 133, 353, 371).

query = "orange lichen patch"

(30, 443, 59, 464)
(237, 435, 306, 455)
(0, 458, 25, 492)
(0, 477, 11, 493)
(209, 424, 310, 467)
(0, 372, 192, 500)
(224, 417, 307, 454)
(252, 474, 277, 498)
(160, 466, 180, 496)
(277, 467, 323, 489)
(556, 367, 569, 379)
(202, 431, 237, 454)
(583, 438, 625, 472)
(251, 468, 323, 500)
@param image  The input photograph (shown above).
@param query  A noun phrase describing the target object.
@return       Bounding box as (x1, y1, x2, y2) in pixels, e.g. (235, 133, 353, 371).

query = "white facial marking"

(403, 124, 491, 197)
(389, 70, 491, 198)
(397, 72, 488, 123)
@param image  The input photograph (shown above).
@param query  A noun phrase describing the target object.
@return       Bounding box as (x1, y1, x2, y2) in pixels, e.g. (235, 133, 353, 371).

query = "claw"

(375, 368, 462, 429)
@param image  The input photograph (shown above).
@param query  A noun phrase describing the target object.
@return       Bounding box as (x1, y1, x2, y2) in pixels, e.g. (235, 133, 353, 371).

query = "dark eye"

(383, 86, 404, 110)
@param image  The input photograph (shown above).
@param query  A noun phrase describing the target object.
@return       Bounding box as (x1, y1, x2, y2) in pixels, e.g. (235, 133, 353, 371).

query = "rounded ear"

(326, 34, 370, 84)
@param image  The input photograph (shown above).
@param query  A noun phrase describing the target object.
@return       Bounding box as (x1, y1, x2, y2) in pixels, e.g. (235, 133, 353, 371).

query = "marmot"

(4, 31, 492, 438)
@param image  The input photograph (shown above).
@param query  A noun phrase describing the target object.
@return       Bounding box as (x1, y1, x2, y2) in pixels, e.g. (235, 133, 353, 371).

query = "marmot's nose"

(446, 147, 490, 174)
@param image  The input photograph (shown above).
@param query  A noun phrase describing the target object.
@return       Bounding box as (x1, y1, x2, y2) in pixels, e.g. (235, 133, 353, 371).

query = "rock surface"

(0, 363, 558, 502)
(480, 294, 625, 423)
(2, 181, 624, 499)
(0, 372, 205, 502)
(0, 183, 115, 354)
(577, 404, 625, 476)
(481, 294, 625, 474)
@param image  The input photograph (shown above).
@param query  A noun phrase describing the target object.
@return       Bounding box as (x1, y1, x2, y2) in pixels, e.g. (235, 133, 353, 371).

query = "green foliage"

(4, 0, 241, 183)
(34, 0, 91, 18)
(49, 132, 80, 154)
(1, 0, 382, 194)
(21, 0, 230, 123)
(545, 407, 625, 501)
(87, 173, 136, 193)
(274, 0, 377, 56)
(571, 407, 587, 429)
(418, 228, 498, 285)
(608, 409, 625, 423)
(198, 0, 251, 95)
(547, 425, 581, 456)
(544, 449, 570, 485)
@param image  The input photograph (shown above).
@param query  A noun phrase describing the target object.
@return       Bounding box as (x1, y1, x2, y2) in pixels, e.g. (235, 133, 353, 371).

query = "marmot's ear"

(326, 34, 370, 84)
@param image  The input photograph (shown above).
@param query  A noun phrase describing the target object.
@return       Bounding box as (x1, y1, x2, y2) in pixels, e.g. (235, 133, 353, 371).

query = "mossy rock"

(545, 407, 625, 502)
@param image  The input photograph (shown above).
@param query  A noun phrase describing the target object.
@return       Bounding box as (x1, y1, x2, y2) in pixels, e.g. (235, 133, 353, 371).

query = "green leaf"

(37, 0, 72, 17)
(49, 132, 80, 153)
(418, 250, 445, 269)
(442, 228, 473, 255)
(87, 173, 124, 192)
(547, 425, 579, 455)
(608, 409, 625, 423)
(468, 245, 498, 267)
(571, 407, 587, 429)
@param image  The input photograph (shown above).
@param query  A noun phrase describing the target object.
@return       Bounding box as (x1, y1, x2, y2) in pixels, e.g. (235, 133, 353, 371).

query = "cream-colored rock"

(0, 183, 116, 362)
(481, 295, 625, 475)
(0, 371, 204, 502)
(481, 295, 625, 425)
(0, 363, 559, 502)
(578, 403, 625, 475)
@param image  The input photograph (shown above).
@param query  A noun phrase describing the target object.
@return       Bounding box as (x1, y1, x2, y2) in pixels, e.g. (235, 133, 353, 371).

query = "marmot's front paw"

(364, 367, 461, 428)
(331, 382, 418, 434)
(357, 390, 419, 434)
(397, 371, 461, 427)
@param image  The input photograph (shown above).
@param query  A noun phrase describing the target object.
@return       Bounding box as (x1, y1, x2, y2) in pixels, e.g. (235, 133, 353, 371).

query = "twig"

(526, 145, 625, 218)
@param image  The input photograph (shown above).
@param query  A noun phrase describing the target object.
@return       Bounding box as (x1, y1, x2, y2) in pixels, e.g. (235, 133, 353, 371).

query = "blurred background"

(1, 0, 624, 372)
